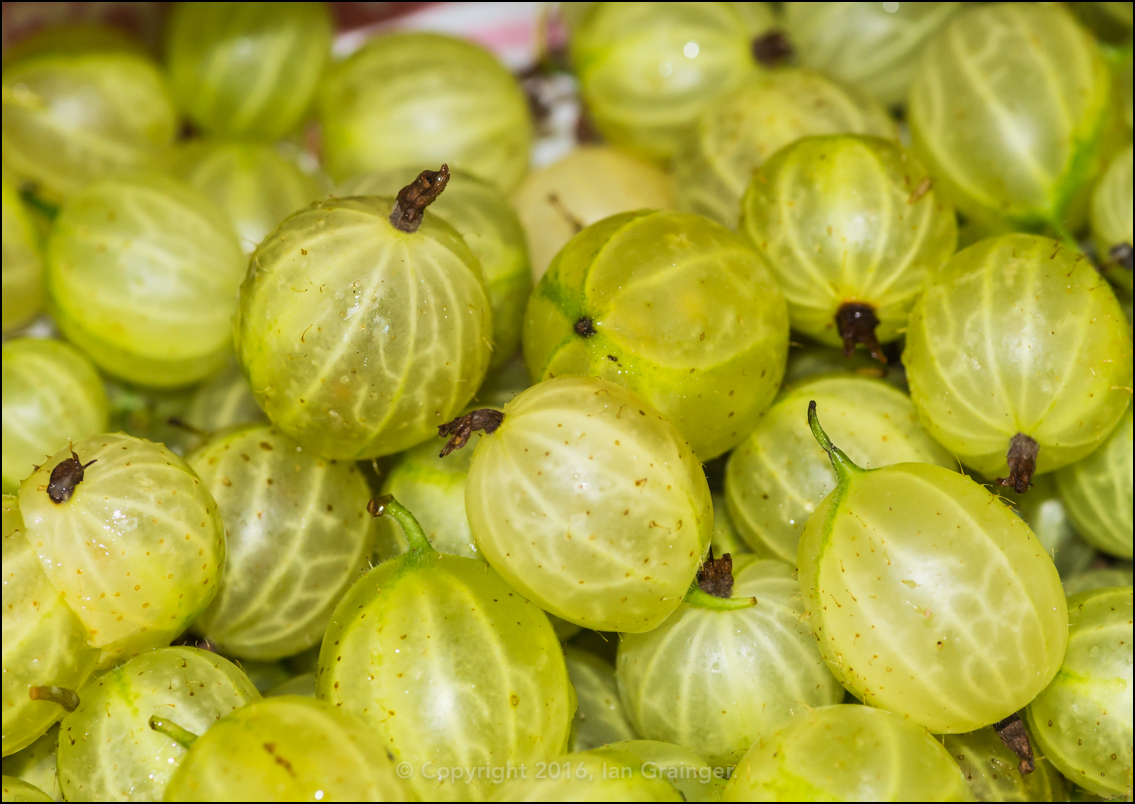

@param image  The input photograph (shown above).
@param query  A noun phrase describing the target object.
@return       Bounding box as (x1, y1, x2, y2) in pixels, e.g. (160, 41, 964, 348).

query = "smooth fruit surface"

(1, 726, 61, 801)
(1056, 406, 1133, 559)
(1, 179, 42, 334)
(464, 377, 712, 632)
(905, 234, 1132, 480)
(524, 210, 789, 460)
(187, 425, 373, 659)
(2, 339, 109, 494)
(18, 434, 225, 665)
(235, 195, 492, 459)
(1091, 143, 1133, 293)
(46, 174, 246, 387)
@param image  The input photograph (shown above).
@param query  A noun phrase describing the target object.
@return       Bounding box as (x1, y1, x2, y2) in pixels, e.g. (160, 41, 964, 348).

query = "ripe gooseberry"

(740, 135, 956, 361)
(2, 339, 109, 494)
(18, 434, 225, 666)
(317, 497, 573, 801)
(523, 210, 789, 460)
(165, 2, 333, 141)
(1090, 143, 1132, 294)
(0, 726, 60, 800)
(942, 726, 1067, 802)
(1, 180, 42, 334)
(318, 33, 532, 191)
(456, 376, 712, 632)
(235, 165, 493, 460)
(0, 776, 50, 802)
(904, 234, 1132, 494)
(798, 402, 1068, 733)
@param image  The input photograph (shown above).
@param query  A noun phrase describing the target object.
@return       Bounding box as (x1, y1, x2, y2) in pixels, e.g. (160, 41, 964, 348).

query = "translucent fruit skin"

(235, 195, 492, 460)
(1, 50, 177, 203)
(2, 726, 61, 801)
(908, 4, 1118, 235)
(2, 497, 98, 757)
(1, 777, 51, 803)
(1, 180, 42, 334)
(722, 705, 971, 802)
(57, 647, 259, 802)
(675, 69, 895, 229)
(489, 744, 683, 802)
(798, 460, 1068, 733)
(318, 32, 532, 191)
(1090, 144, 1133, 294)
(464, 377, 713, 632)
(317, 552, 574, 801)
(47, 174, 247, 388)
(1026, 587, 1133, 798)
(1056, 406, 1133, 559)
(340, 167, 532, 368)
(166, 2, 332, 141)
(617, 559, 843, 765)
(782, 3, 964, 107)
(725, 375, 954, 564)
(512, 145, 675, 282)
(942, 726, 1067, 802)
(169, 140, 326, 255)
(740, 135, 957, 348)
(570, 3, 756, 163)
(2, 339, 109, 494)
(187, 425, 373, 660)
(905, 234, 1133, 480)
(163, 696, 411, 802)
(18, 434, 226, 666)
(524, 210, 789, 460)
(565, 646, 638, 753)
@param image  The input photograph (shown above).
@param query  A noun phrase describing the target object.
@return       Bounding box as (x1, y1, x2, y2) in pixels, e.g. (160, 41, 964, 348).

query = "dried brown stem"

(574, 317, 597, 337)
(29, 685, 80, 712)
(1109, 242, 1133, 271)
(389, 164, 450, 233)
(835, 302, 887, 364)
(993, 713, 1035, 775)
(438, 409, 505, 457)
(47, 446, 96, 504)
(996, 433, 1039, 495)
(752, 30, 793, 66)
(696, 548, 735, 599)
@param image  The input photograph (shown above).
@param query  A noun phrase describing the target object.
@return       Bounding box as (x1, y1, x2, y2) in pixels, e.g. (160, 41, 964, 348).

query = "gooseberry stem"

(684, 549, 756, 610)
(808, 400, 862, 481)
(389, 164, 450, 233)
(367, 495, 436, 556)
(685, 583, 756, 611)
(28, 686, 79, 712)
(438, 409, 504, 457)
(995, 433, 1039, 495)
(149, 715, 198, 749)
(993, 713, 1034, 776)
(835, 302, 887, 364)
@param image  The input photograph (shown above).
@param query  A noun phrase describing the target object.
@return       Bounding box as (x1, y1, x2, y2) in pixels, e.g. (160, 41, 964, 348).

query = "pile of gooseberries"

(2, 3, 1132, 802)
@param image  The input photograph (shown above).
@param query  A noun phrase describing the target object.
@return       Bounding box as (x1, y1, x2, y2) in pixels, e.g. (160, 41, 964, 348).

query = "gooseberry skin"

(2, 180, 42, 334)
(56, 647, 259, 802)
(617, 559, 843, 766)
(708, 492, 750, 558)
(340, 168, 532, 368)
(942, 726, 1067, 802)
(721, 705, 972, 802)
(609, 740, 725, 803)
(181, 361, 267, 437)
(2, 339, 109, 494)
(1, 726, 61, 801)
(235, 195, 493, 460)
(783, 342, 907, 392)
(570, 2, 756, 163)
(2, 496, 98, 758)
(169, 141, 326, 255)
(1055, 407, 1132, 559)
(908, 4, 1117, 236)
(740, 135, 957, 351)
(782, 3, 964, 107)
(464, 377, 713, 633)
(18, 434, 225, 666)
(186, 425, 374, 660)
(1002, 474, 1097, 580)
(674, 69, 895, 229)
(798, 445, 1068, 733)
(1026, 586, 1133, 798)
(725, 376, 954, 564)
(524, 210, 789, 461)
(1, 776, 51, 802)
(1, 48, 177, 203)
(318, 32, 532, 191)
(489, 744, 683, 802)
(165, 2, 332, 141)
(512, 145, 676, 282)
(1090, 143, 1133, 294)
(1063, 566, 1134, 597)
(163, 696, 411, 802)
(904, 234, 1133, 482)
(317, 543, 573, 801)
(564, 646, 638, 753)
(46, 174, 246, 388)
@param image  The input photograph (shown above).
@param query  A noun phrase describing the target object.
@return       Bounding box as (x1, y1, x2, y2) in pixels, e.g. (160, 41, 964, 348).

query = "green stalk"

(368, 495, 436, 555)
(808, 400, 862, 482)
(149, 715, 198, 749)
